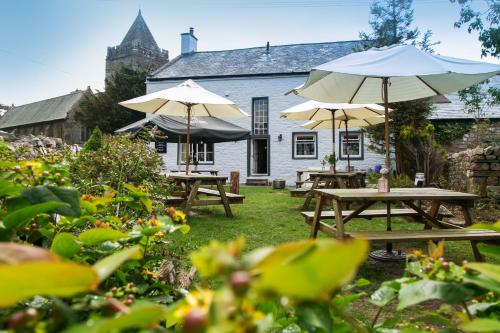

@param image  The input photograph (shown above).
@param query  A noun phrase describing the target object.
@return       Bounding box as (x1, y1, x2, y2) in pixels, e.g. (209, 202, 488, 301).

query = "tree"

(359, 0, 440, 177)
(81, 127, 103, 153)
(76, 66, 147, 133)
(451, 0, 499, 58)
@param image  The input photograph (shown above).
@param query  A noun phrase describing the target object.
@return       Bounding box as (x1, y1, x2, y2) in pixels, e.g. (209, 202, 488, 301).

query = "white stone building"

(145, 29, 500, 185)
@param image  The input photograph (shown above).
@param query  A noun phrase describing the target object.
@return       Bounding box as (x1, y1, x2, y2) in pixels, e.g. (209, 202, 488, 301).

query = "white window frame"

(293, 132, 318, 159)
(179, 143, 214, 165)
(252, 97, 269, 135)
(339, 131, 363, 160)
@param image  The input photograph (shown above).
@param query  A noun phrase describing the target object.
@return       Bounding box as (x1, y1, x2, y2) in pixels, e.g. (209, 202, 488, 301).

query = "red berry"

(111, 287, 118, 293)
(229, 271, 251, 296)
(182, 309, 207, 333)
(124, 299, 133, 306)
(8, 312, 25, 328)
(442, 261, 450, 270)
(24, 308, 38, 321)
(127, 294, 135, 299)
(31, 223, 37, 228)
(424, 264, 434, 273)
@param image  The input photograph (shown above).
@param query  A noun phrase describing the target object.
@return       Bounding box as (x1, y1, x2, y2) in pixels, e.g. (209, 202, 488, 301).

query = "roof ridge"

(11, 90, 84, 109)
(192, 39, 362, 54)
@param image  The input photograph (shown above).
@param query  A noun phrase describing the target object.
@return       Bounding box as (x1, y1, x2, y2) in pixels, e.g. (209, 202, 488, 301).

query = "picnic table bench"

(166, 174, 244, 217)
(307, 187, 500, 261)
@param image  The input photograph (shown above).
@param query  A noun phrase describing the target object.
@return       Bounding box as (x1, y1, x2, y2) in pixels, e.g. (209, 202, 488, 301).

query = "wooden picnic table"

(301, 172, 366, 209)
(168, 174, 243, 218)
(170, 169, 219, 176)
(307, 187, 500, 261)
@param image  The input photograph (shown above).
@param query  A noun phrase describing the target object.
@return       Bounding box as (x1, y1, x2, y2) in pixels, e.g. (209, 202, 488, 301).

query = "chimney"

(181, 27, 198, 55)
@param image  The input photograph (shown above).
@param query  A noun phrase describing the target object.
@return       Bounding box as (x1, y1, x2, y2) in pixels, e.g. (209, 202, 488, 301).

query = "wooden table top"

(170, 169, 219, 173)
(168, 173, 227, 181)
(308, 172, 363, 178)
(313, 187, 478, 201)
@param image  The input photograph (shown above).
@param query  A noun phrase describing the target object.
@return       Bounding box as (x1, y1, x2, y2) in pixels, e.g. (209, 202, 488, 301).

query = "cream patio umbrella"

(303, 115, 385, 171)
(119, 79, 248, 174)
(290, 44, 500, 191)
(281, 101, 385, 172)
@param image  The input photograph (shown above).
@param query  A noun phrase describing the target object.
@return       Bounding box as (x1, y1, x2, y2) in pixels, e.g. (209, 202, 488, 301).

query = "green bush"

(81, 127, 103, 153)
(70, 135, 171, 207)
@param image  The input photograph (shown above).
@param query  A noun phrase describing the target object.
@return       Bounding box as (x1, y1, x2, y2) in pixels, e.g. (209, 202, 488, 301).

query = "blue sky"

(0, 0, 497, 106)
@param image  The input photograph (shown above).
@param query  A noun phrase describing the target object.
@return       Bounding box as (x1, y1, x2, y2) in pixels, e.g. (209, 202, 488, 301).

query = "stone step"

(246, 177, 269, 186)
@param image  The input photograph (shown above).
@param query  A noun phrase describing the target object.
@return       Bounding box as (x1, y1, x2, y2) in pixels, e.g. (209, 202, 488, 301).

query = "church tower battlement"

(105, 10, 168, 80)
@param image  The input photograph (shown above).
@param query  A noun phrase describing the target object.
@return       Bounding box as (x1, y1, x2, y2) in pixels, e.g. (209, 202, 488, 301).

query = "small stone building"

(0, 89, 91, 144)
(105, 10, 169, 80)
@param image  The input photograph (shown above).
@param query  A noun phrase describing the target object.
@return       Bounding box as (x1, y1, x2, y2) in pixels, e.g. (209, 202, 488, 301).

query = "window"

(339, 132, 363, 160)
(252, 97, 268, 135)
(293, 132, 317, 159)
(179, 143, 214, 164)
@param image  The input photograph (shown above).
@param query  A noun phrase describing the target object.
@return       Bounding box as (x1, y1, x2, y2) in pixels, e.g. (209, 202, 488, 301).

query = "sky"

(0, 0, 498, 106)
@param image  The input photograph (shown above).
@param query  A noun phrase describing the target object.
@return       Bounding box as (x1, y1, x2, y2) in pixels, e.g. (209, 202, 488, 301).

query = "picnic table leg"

(425, 201, 441, 230)
(333, 199, 344, 240)
(303, 177, 320, 210)
(216, 180, 233, 218)
(296, 171, 302, 189)
(183, 180, 201, 217)
(460, 203, 484, 262)
(310, 194, 324, 239)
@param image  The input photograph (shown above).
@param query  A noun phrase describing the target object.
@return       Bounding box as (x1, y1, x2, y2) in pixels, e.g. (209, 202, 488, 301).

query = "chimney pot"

(266, 42, 270, 54)
(190, 27, 194, 35)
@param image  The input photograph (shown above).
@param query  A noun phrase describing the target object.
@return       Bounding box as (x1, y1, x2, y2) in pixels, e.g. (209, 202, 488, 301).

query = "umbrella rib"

(152, 100, 170, 114)
(416, 76, 441, 95)
(309, 108, 321, 120)
(202, 104, 213, 117)
(348, 77, 367, 103)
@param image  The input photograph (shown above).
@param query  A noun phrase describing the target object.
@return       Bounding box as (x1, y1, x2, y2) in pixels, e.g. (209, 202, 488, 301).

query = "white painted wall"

(147, 75, 386, 185)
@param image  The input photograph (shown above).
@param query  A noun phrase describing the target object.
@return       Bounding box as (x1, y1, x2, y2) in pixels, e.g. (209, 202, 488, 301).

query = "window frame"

(177, 142, 215, 165)
(338, 131, 364, 160)
(251, 97, 269, 135)
(292, 132, 318, 160)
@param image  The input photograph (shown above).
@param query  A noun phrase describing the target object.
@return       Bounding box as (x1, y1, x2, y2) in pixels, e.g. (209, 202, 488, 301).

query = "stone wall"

(0, 132, 69, 159)
(447, 145, 500, 197)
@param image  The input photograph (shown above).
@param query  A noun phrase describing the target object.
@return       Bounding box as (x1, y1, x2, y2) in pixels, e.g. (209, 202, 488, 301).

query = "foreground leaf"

(0, 179, 22, 197)
(0, 261, 98, 307)
(22, 186, 81, 216)
(78, 228, 127, 246)
(3, 201, 70, 229)
(0, 243, 59, 264)
(51, 233, 81, 258)
(477, 244, 500, 261)
(92, 246, 142, 282)
(64, 301, 167, 333)
(466, 263, 500, 283)
(459, 318, 500, 332)
(253, 239, 368, 300)
(397, 280, 474, 310)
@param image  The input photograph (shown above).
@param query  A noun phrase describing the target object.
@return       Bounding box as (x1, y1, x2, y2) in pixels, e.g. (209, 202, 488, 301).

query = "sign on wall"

(155, 140, 167, 154)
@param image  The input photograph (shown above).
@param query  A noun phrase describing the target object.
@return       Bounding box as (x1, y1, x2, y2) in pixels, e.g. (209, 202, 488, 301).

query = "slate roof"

(150, 40, 363, 79)
(0, 90, 86, 129)
(431, 75, 500, 120)
(120, 10, 159, 51)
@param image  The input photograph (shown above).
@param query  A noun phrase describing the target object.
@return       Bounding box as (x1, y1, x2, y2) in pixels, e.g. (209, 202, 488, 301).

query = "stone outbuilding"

(0, 89, 91, 145)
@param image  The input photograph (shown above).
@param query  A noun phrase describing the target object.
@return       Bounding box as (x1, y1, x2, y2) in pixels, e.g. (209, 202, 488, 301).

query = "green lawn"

(169, 186, 484, 286)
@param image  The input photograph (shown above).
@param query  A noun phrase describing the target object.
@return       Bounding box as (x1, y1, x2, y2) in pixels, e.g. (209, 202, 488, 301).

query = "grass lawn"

(169, 185, 487, 286)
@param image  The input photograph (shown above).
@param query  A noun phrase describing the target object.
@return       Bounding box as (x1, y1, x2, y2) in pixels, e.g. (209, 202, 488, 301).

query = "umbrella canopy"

(115, 115, 250, 143)
(281, 101, 385, 121)
(302, 115, 385, 130)
(291, 44, 500, 189)
(119, 79, 248, 174)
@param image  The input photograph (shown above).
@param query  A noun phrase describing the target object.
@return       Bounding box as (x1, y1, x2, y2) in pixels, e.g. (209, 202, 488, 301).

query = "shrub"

(69, 135, 171, 208)
(81, 127, 103, 153)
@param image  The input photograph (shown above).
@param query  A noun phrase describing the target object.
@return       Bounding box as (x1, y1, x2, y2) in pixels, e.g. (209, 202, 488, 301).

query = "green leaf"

(0, 179, 22, 197)
(22, 186, 81, 217)
(0, 242, 58, 264)
(477, 244, 500, 261)
(3, 201, 70, 229)
(371, 284, 398, 307)
(64, 301, 167, 333)
(296, 303, 332, 332)
(463, 273, 500, 294)
(0, 261, 98, 307)
(51, 233, 81, 258)
(253, 239, 368, 300)
(466, 263, 500, 283)
(92, 246, 142, 283)
(397, 280, 474, 310)
(78, 228, 127, 246)
(459, 318, 500, 332)
(139, 196, 152, 213)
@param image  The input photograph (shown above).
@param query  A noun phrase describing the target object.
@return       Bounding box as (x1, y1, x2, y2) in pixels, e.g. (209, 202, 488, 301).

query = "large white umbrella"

(290, 44, 500, 190)
(120, 79, 248, 174)
(303, 115, 385, 171)
(281, 101, 386, 172)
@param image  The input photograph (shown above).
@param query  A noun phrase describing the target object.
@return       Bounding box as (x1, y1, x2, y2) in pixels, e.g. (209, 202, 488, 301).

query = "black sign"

(155, 141, 167, 154)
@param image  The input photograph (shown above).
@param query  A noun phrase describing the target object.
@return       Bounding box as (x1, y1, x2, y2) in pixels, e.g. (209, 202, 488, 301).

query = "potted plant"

(192, 156, 199, 171)
(323, 154, 337, 173)
(378, 167, 389, 192)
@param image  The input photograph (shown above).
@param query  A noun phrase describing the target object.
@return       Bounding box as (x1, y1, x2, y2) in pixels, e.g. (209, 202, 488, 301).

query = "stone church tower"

(105, 10, 168, 80)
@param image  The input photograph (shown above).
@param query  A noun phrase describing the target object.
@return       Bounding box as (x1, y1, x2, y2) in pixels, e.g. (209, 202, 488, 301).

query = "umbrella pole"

(345, 120, 351, 172)
(331, 110, 336, 174)
(186, 105, 192, 175)
(383, 77, 391, 191)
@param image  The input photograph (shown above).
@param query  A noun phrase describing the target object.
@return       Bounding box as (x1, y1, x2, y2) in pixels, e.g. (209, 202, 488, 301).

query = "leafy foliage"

(81, 127, 103, 153)
(75, 66, 146, 133)
(432, 120, 474, 146)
